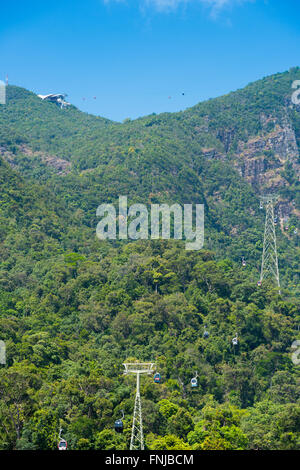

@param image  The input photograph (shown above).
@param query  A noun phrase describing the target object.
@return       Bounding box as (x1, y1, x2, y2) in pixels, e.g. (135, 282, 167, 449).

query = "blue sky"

(0, 0, 299, 121)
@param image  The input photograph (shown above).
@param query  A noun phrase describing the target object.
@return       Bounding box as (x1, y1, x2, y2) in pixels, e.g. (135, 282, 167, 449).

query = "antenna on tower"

(123, 362, 156, 450)
(258, 195, 280, 293)
(5, 75, 8, 86)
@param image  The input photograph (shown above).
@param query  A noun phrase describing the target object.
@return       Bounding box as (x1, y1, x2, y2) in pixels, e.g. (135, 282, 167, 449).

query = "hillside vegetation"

(0, 68, 299, 450)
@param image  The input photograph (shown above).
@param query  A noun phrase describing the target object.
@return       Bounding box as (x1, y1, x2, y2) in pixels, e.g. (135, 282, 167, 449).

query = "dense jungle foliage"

(0, 68, 299, 450)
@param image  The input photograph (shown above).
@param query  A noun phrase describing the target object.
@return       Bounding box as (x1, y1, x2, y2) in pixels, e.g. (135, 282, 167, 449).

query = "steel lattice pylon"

(130, 372, 143, 450)
(123, 363, 155, 450)
(259, 195, 280, 291)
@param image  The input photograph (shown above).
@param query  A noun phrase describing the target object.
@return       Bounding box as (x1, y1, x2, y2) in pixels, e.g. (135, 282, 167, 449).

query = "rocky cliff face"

(233, 110, 299, 220)
(234, 117, 299, 189)
(199, 103, 299, 222)
(0, 144, 72, 175)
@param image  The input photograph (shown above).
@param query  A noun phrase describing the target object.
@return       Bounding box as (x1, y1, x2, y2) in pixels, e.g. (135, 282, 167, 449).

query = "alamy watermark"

(0, 80, 6, 105)
(0, 340, 6, 364)
(292, 80, 300, 105)
(96, 196, 204, 250)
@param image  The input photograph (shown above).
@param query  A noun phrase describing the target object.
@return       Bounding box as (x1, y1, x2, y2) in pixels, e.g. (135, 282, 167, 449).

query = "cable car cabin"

(191, 378, 198, 388)
(114, 419, 124, 433)
(203, 330, 209, 339)
(154, 373, 161, 384)
(232, 337, 238, 346)
(58, 439, 67, 451)
(242, 260, 246, 267)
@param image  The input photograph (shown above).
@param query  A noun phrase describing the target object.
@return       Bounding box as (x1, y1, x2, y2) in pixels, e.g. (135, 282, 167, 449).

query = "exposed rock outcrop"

(0, 144, 72, 175)
(233, 114, 299, 190)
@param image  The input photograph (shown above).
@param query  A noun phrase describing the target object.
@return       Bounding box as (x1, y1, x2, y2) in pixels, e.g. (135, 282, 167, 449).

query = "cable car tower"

(259, 195, 280, 292)
(123, 362, 156, 450)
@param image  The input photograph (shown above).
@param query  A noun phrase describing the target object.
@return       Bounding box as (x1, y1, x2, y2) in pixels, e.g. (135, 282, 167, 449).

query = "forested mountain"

(0, 68, 299, 450)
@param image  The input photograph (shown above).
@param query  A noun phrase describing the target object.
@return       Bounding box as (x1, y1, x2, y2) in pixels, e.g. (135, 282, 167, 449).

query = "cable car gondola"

(58, 439, 67, 451)
(57, 427, 67, 450)
(241, 257, 246, 267)
(203, 325, 209, 339)
(114, 410, 124, 433)
(232, 335, 238, 346)
(114, 419, 123, 433)
(191, 372, 198, 388)
(191, 378, 198, 387)
(154, 373, 161, 384)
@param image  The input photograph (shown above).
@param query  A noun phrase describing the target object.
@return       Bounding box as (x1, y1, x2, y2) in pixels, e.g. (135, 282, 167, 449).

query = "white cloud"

(144, 0, 189, 12)
(104, 0, 252, 15)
